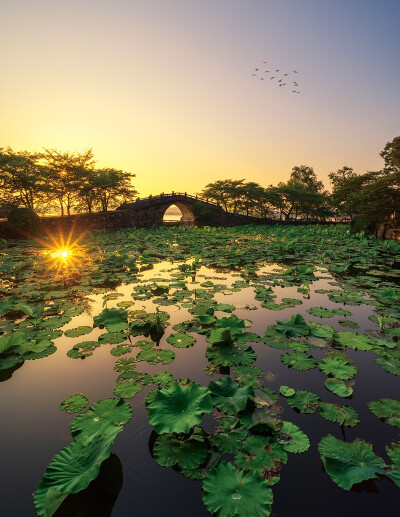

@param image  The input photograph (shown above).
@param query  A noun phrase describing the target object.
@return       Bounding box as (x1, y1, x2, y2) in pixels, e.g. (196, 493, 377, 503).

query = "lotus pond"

(1, 224, 400, 516)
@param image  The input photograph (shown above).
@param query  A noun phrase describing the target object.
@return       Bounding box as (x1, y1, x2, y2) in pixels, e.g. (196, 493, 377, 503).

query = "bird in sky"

(275, 69, 279, 72)
(263, 61, 268, 63)
(265, 70, 270, 72)
(261, 78, 264, 80)
(270, 76, 275, 79)
(284, 73, 289, 76)
(251, 73, 256, 76)
(293, 70, 298, 73)
(255, 68, 259, 71)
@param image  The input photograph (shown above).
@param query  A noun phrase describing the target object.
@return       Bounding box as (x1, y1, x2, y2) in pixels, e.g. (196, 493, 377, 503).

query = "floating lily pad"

(113, 381, 142, 399)
(206, 344, 257, 367)
(318, 357, 357, 380)
(93, 308, 128, 332)
(279, 386, 295, 397)
(286, 390, 320, 414)
(318, 402, 360, 427)
(209, 377, 254, 415)
(281, 350, 318, 371)
(324, 378, 353, 398)
(146, 381, 213, 434)
(236, 435, 288, 474)
(318, 435, 387, 490)
(276, 421, 310, 453)
(60, 394, 89, 414)
(166, 332, 196, 348)
(368, 398, 400, 428)
(64, 326, 93, 338)
(334, 331, 374, 351)
(136, 348, 175, 365)
(202, 462, 273, 517)
(153, 428, 208, 469)
(152, 371, 173, 387)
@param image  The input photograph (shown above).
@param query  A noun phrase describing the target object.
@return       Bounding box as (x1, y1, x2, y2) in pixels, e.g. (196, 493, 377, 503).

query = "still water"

(0, 262, 398, 516)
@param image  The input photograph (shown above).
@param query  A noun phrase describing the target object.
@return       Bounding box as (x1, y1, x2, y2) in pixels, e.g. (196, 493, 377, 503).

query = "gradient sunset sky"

(1, 0, 399, 196)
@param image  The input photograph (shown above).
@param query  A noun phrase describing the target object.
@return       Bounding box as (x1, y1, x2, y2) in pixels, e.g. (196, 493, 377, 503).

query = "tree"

(287, 165, 324, 193)
(200, 179, 245, 213)
(40, 148, 96, 215)
(380, 135, 400, 172)
(0, 147, 48, 212)
(92, 168, 137, 211)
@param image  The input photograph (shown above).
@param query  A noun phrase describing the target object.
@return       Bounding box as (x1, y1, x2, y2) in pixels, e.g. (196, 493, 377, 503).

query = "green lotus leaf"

(338, 320, 359, 329)
(113, 381, 142, 399)
(166, 332, 196, 348)
(147, 381, 213, 434)
(307, 322, 335, 340)
(98, 331, 127, 345)
(279, 386, 295, 397)
(136, 348, 175, 365)
(67, 341, 100, 359)
(116, 370, 152, 385)
(374, 355, 400, 375)
(236, 332, 261, 345)
(334, 331, 374, 351)
(318, 435, 386, 490)
(208, 377, 254, 415)
(262, 328, 290, 349)
(0, 331, 26, 355)
(306, 307, 336, 318)
(368, 398, 400, 428)
(318, 402, 360, 427)
(64, 326, 93, 338)
(211, 427, 248, 453)
(40, 315, 71, 329)
(153, 428, 208, 469)
(236, 435, 288, 474)
(277, 421, 310, 453)
(113, 357, 136, 372)
(233, 365, 264, 387)
(386, 441, 400, 466)
(280, 350, 318, 371)
(214, 303, 235, 313)
(0, 355, 24, 370)
(324, 378, 353, 398)
(206, 328, 234, 345)
(110, 344, 131, 357)
(318, 357, 357, 380)
(93, 308, 128, 333)
(34, 423, 122, 517)
(70, 398, 132, 441)
(60, 394, 89, 414)
(286, 390, 320, 413)
(152, 371, 173, 387)
(275, 314, 310, 337)
(215, 315, 246, 337)
(195, 314, 217, 326)
(202, 462, 273, 517)
(206, 343, 257, 367)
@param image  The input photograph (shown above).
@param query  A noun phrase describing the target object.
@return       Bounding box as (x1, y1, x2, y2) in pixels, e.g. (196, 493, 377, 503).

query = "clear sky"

(1, 0, 399, 196)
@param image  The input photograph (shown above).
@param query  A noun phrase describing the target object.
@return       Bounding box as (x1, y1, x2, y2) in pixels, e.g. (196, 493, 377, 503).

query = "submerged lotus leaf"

(236, 435, 288, 474)
(147, 381, 213, 434)
(64, 326, 93, 338)
(70, 398, 132, 440)
(93, 308, 128, 333)
(368, 398, 400, 428)
(334, 331, 374, 351)
(166, 332, 196, 348)
(275, 314, 310, 337)
(324, 378, 353, 398)
(202, 462, 273, 517)
(277, 421, 310, 453)
(318, 435, 386, 490)
(206, 343, 257, 367)
(34, 423, 122, 517)
(153, 429, 208, 469)
(280, 350, 318, 371)
(286, 390, 320, 413)
(208, 377, 254, 415)
(318, 402, 359, 427)
(318, 357, 357, 380)
(60, 394, 89, 414)
(136, 348, 175, 365)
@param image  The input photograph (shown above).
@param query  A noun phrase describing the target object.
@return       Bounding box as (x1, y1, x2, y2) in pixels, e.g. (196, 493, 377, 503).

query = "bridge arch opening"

(162, 203, 195, 226)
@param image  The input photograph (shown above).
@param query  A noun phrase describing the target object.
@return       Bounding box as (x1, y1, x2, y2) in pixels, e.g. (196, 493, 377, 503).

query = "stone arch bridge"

(116, 192, 264, 228)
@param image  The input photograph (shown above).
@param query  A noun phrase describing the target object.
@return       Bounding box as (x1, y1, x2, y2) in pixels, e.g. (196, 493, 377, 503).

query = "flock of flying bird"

(251, 60, 301, 93)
